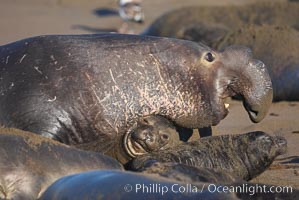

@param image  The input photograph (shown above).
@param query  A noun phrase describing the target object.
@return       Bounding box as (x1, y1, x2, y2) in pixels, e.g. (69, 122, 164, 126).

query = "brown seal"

(0, 34, 272, 152)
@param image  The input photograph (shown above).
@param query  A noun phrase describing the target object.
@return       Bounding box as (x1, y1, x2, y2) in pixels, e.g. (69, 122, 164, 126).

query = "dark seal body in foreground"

(130, 131, 287, 181)
(0, 34, 272, 147)
(39, 170, 239, 200)
(0, 127, 123, 200)
(40, 169, 299, 200)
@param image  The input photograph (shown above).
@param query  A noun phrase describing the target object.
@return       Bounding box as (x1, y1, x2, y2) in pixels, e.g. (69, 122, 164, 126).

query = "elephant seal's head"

(152, 40, 272, 128)
(234, 131, 287, 179)
(124, 115, 181, 158)
(204, 45, 273, 124)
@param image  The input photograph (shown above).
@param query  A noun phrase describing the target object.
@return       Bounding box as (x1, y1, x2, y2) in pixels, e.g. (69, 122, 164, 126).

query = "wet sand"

(0, 0, 298, 191)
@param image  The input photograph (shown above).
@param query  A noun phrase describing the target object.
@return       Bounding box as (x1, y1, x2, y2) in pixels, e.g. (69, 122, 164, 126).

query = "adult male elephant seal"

(0, 34, 272, 148)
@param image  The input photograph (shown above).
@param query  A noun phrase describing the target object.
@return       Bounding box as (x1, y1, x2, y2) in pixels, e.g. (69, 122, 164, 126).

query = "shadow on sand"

(281, 156, 299, 164)
(93, 8, 118, 17)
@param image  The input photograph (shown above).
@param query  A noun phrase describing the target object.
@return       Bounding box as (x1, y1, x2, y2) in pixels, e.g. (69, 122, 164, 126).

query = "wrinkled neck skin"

(104, 137, 132, 165)
(152, 42, 219, 128)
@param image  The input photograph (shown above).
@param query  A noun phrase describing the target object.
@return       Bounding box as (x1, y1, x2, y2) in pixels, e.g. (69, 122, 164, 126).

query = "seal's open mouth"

(243, 101, 262, 123)
(216, 77, 236, 122)
(124, 131, 147, 158)
(247, 109, 259, 122)
(219, 96, 230, 118)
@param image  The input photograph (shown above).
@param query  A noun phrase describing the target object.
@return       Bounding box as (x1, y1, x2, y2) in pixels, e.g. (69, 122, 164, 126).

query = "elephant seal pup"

(215, 25, 299, 101)
(0, 34, 272, 148)
(0, 127, 123, 200)
(130, 131, 287, 181)
(75, 115, 181, 164)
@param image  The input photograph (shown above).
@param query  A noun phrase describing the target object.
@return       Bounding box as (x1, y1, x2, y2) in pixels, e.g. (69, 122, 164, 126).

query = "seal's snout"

(274, 136, 287, 155)
(275, 136, 287, 147)
(220, 45, 272, 124)
(254, 60, 264, 68)
(244, 59, 273, 123)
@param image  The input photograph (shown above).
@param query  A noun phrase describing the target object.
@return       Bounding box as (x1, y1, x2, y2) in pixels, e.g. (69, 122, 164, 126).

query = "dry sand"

(0, 0, 285, 45)
(0, 0, 298, 192)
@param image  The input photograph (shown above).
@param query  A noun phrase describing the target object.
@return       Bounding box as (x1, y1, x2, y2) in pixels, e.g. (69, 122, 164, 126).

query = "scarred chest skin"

(0, 35, 215, 144)
(0, 34, 272, 145)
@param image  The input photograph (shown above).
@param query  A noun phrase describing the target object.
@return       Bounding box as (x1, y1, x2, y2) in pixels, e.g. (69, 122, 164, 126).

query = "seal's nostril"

(161, 134, 169, 140)
(276, 137, 287, 146)
(251, 60, 265, 69)
(140, 118, 149, 125)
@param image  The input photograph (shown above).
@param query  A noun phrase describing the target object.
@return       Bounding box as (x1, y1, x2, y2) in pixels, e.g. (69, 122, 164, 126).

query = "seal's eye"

(140, 118, 149, 125)
(204, 52, 215, 62)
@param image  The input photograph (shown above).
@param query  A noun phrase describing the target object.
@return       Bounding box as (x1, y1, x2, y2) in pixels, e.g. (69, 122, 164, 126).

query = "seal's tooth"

(225, 103, 230, 109)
